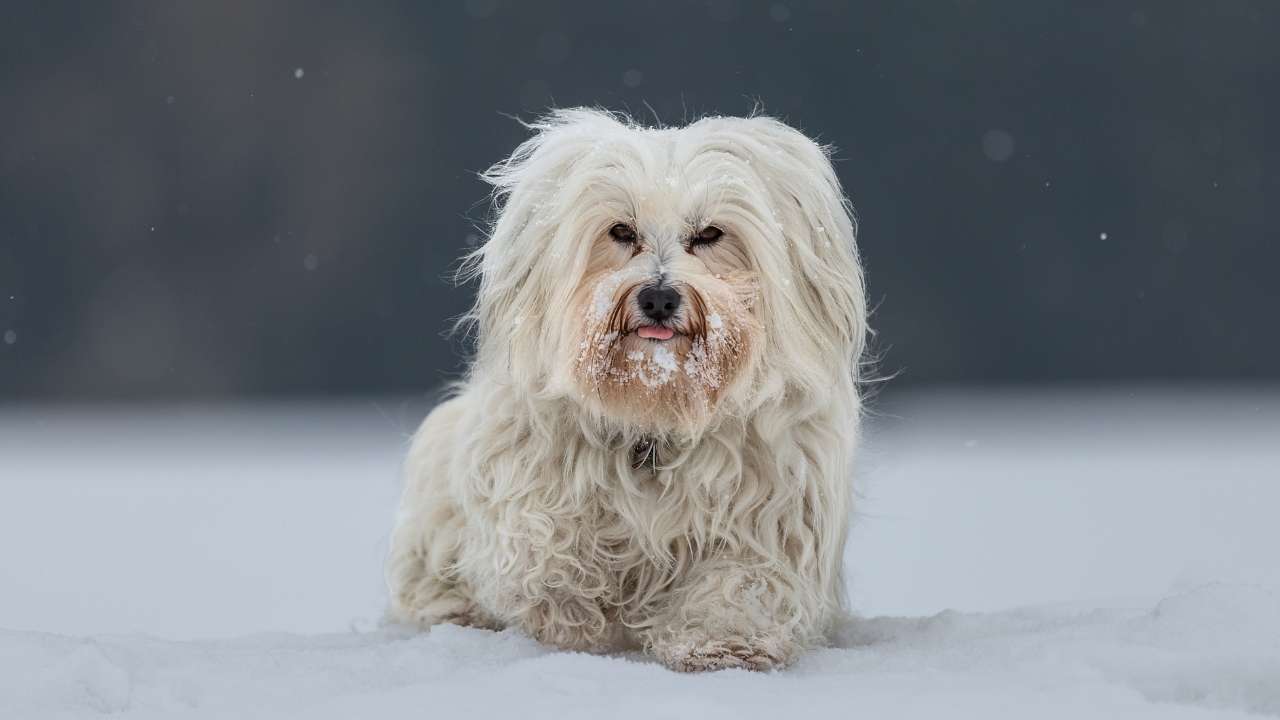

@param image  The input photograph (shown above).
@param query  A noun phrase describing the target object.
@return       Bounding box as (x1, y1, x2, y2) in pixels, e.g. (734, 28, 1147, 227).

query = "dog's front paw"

(441, 605, 504, 631)
(657, 637, 790, 673)
(512, 596, 616, 653)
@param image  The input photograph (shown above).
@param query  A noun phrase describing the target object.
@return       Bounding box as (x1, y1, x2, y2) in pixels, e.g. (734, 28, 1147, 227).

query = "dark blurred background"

(1, 0, 1276, 401)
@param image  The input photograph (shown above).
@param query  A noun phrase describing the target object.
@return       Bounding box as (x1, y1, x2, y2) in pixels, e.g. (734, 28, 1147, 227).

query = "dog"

(387, 108, 867, 671)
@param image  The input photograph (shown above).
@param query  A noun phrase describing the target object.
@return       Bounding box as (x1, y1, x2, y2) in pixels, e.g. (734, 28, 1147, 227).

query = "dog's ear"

(732, 116, 868, 394)
(463, 109, 623, 383)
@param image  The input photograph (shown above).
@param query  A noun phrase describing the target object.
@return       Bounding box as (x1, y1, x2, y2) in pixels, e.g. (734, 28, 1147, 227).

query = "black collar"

(631, 436, 658, 471)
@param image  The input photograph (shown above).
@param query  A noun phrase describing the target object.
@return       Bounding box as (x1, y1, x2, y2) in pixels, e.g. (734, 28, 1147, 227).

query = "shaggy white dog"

(388, 108, 867, 672)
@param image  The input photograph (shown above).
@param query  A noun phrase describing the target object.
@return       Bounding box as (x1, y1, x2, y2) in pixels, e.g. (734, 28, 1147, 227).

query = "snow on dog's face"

(568, 218, 761, 430)
(467, 110, 866, 435)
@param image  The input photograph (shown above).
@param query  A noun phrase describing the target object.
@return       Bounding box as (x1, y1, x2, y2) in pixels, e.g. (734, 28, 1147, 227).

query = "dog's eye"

(690, 226, 724, 247)
(609, 223, 637, 244)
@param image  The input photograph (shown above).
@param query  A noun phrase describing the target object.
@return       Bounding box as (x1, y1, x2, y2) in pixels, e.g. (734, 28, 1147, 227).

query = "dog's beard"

(572, 269, 760, 431)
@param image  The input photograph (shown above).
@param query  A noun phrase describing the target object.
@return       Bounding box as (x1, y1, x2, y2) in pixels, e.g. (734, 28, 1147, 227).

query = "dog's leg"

(387, 502, 501, 630)
(465, 521, 617, 652)
(641, 556, 821, 672)
(387, 398, 503, 631)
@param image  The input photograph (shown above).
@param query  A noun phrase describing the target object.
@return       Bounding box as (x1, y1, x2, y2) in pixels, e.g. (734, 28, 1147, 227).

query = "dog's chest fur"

(541, 429, 758, 601)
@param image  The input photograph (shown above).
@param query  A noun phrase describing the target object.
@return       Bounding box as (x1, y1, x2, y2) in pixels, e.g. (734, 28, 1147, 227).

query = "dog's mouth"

(634, 325, 676, 341)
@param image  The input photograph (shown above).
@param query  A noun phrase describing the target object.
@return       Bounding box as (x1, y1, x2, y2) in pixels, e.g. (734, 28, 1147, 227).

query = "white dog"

(387, 108, 867, 671)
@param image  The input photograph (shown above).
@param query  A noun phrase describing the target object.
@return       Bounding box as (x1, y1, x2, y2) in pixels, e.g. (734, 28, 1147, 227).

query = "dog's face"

(566, 170, 765, 430)
(470, 110, 865, 435)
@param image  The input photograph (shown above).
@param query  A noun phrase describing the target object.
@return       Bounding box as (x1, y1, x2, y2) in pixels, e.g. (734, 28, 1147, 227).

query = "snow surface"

(1, 389, 1278, 718)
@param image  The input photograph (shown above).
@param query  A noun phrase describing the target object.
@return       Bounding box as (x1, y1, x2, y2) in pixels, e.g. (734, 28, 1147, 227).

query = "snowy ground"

(1, 388, 1277, 718)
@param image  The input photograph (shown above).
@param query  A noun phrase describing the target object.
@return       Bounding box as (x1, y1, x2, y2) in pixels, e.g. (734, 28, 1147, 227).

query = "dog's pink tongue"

(637, 325, 674, 340)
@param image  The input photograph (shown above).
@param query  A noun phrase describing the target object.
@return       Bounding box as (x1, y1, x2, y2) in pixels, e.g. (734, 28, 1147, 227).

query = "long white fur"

(387, 108, 867, 671)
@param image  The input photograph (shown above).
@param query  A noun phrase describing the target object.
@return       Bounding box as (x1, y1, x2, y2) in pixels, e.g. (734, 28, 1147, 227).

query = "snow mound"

(4, 583, 1276, 719)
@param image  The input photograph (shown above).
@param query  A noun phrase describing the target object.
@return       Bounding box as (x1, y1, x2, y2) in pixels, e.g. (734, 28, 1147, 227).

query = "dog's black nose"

(637, 284, 681, 322)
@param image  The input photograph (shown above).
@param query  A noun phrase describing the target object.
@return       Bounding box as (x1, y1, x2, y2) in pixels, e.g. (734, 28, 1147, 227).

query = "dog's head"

(466, 109, 866, 435)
